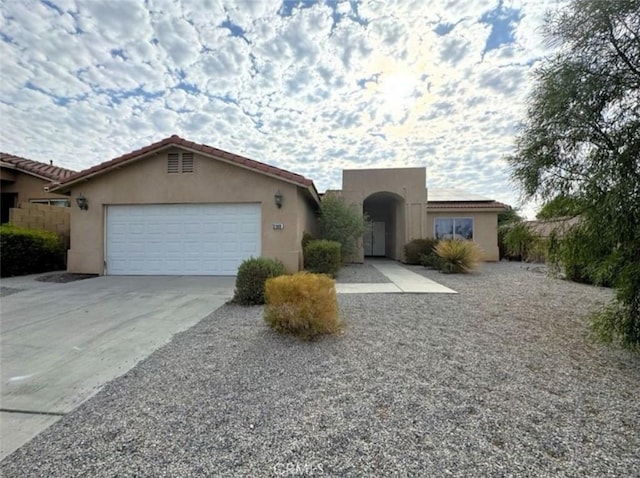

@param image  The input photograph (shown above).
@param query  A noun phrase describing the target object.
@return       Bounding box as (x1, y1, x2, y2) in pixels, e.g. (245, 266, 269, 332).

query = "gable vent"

(167, 153, 179, 173)
(182, 152, 194, 173)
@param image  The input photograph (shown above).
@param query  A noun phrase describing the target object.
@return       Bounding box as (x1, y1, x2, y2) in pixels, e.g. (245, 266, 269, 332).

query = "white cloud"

(0, 0, 572, 217)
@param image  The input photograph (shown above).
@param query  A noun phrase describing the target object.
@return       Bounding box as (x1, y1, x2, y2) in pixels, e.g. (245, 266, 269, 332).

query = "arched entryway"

(363, 191, 405, 260)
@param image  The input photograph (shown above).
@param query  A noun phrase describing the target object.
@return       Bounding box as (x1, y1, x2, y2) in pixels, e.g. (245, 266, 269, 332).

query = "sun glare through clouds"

(379, 70, 417, 119)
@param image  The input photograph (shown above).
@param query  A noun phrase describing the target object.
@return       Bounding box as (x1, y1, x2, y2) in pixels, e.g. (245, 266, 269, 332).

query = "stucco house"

(341, 169, 507, 263)
(47, 135, 507, 276)
(0, 153, 75, 223)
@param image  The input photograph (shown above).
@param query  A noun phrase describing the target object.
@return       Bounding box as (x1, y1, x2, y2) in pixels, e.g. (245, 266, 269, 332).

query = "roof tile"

(0, 152, 76, 181)
(427, 200, 509, 210)
(53, 135, 316, 190)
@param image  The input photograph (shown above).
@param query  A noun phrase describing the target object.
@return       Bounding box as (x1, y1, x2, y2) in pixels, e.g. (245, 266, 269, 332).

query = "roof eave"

(0, 162, 59, 182)
(50, 143, 321, 201)
(48, 146, 173, 193)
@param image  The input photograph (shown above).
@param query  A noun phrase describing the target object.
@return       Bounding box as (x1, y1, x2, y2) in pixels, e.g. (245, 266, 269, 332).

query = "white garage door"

(106, 204, 260, 275)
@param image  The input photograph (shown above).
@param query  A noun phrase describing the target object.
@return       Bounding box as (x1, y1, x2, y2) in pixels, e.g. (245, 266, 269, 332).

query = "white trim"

(434, 216, 474, 241)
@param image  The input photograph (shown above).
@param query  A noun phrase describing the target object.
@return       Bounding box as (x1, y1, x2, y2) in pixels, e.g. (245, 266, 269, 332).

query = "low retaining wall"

(9, 202, 70, 248)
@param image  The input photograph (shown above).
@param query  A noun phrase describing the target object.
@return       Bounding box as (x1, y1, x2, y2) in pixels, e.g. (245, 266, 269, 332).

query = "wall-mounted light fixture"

(274, 190, 283, 209)
(76, 194, 89, 211)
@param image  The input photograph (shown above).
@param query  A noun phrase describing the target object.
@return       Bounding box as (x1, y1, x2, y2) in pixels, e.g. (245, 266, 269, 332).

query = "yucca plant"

(434, 239, 483, 274)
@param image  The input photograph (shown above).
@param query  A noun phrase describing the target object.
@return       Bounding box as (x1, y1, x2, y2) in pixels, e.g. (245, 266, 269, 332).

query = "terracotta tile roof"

(427, 200, 509, 210)
(0, 152, 76, 181)
(53, 135, 317, 193)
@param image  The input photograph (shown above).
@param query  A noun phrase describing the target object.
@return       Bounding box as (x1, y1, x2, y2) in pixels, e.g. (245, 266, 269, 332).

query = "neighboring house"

(524, 216, 582, 238)
(48, 135, 508, 276)
(0, 153, 76, 223)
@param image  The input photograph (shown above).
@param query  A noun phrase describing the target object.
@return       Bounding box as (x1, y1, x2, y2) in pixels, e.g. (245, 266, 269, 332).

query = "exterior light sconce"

(76, 194, 89, 211)
(274, 190, 283, 209)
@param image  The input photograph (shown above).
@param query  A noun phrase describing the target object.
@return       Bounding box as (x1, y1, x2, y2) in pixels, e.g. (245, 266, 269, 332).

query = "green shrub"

(318, 194, 369, 262)
(301, 231, 315, 250)
(232, 257, 286, 305)
(264, 272, 341, 340)
(420, 251, 442, 269)
(0, 225, 65, 277)
(434, 239, 483, 274)
(404, 238, 438, 265)
(500, 221, 543, 262)
(304, 239, 341, 276)
(590, 301, 640, 351)
(546, 226, 616, 287)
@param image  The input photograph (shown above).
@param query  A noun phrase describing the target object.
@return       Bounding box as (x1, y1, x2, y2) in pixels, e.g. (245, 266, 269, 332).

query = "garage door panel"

(106, 204, 260, 275)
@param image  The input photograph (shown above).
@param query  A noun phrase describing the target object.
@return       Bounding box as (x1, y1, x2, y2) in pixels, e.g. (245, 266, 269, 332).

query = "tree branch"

(607, 17, 640, 79)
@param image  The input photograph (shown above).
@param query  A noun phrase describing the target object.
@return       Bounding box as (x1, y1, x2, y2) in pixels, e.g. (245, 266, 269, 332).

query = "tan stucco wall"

(9, 202, 70, 246)
(66, 148, 315, 274)
(0, 169, 68, 203)
(342, 167, 427, 262)
(426, 210, 500, 261)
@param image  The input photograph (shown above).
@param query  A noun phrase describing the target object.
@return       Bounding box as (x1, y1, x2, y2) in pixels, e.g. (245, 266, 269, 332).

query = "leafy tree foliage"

(497, 207, 523, 227)
(497, 207, 524, 259)
(318, 194, 369, 262)
(536, 195, 584, 220)
(507, 0, 640, 349)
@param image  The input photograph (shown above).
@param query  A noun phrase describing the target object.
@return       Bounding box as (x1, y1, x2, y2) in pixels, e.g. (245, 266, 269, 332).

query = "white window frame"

(434, 217, 474, 241)
(29, 198, 70, 207)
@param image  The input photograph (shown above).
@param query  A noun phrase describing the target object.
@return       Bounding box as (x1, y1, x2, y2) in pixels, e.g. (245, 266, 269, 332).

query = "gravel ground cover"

(2, 262, 638, 477)
(0, 286, 24, 297)
(335, 262, 390, 283)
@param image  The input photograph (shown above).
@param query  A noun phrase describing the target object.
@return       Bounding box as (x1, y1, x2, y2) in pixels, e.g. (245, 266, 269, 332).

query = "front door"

(364, 221, 386, 256)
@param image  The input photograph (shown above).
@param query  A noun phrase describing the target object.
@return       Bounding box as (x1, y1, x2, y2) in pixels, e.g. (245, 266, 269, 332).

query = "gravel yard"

(2, 262, 638, 477)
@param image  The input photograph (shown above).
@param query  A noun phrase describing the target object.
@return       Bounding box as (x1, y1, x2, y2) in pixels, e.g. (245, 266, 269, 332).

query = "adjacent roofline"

(49, 135, 320, 204)
(427, 200, 509, 211)
(0, 153, 76, 182)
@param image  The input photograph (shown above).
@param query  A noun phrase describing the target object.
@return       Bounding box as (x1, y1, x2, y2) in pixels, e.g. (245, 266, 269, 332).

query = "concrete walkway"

(0, 274, 234, 460)
(336, 261, 456, 294)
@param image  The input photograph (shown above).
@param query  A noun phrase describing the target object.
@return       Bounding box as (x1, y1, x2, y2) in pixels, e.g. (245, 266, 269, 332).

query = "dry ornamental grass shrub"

(264, 272, 341, 340)
(435, 239, 483, 274)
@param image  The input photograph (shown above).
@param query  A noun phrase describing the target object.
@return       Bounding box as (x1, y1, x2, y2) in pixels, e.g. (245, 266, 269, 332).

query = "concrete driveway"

(0, 274, 234, 460)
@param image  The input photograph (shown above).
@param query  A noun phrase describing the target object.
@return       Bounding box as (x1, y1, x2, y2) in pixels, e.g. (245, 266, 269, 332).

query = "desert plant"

(404, 238, 438, 265)
(506, 0, 640, 347)
(318, 194, 369, 262)
(232, 256, 286, 305)
(545, 225, 616, 287)
(0, 225, 65, 277)
(500, 221, 543, 262)
(434, 239, 483, 274)
(264, 272, 340, 340)
(590, 301, 640, 351)
(303, 239, 341, 276)
(419, 251, 442, 270)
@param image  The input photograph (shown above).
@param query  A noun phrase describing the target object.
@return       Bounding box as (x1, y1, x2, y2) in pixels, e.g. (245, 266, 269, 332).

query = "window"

(167, 152, 194, 174)
(30, 199, 70, 207)
(435, 217, 473, 240)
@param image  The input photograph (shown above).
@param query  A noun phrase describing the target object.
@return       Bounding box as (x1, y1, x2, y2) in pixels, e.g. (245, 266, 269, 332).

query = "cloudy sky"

(1, 0, 568, 217)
